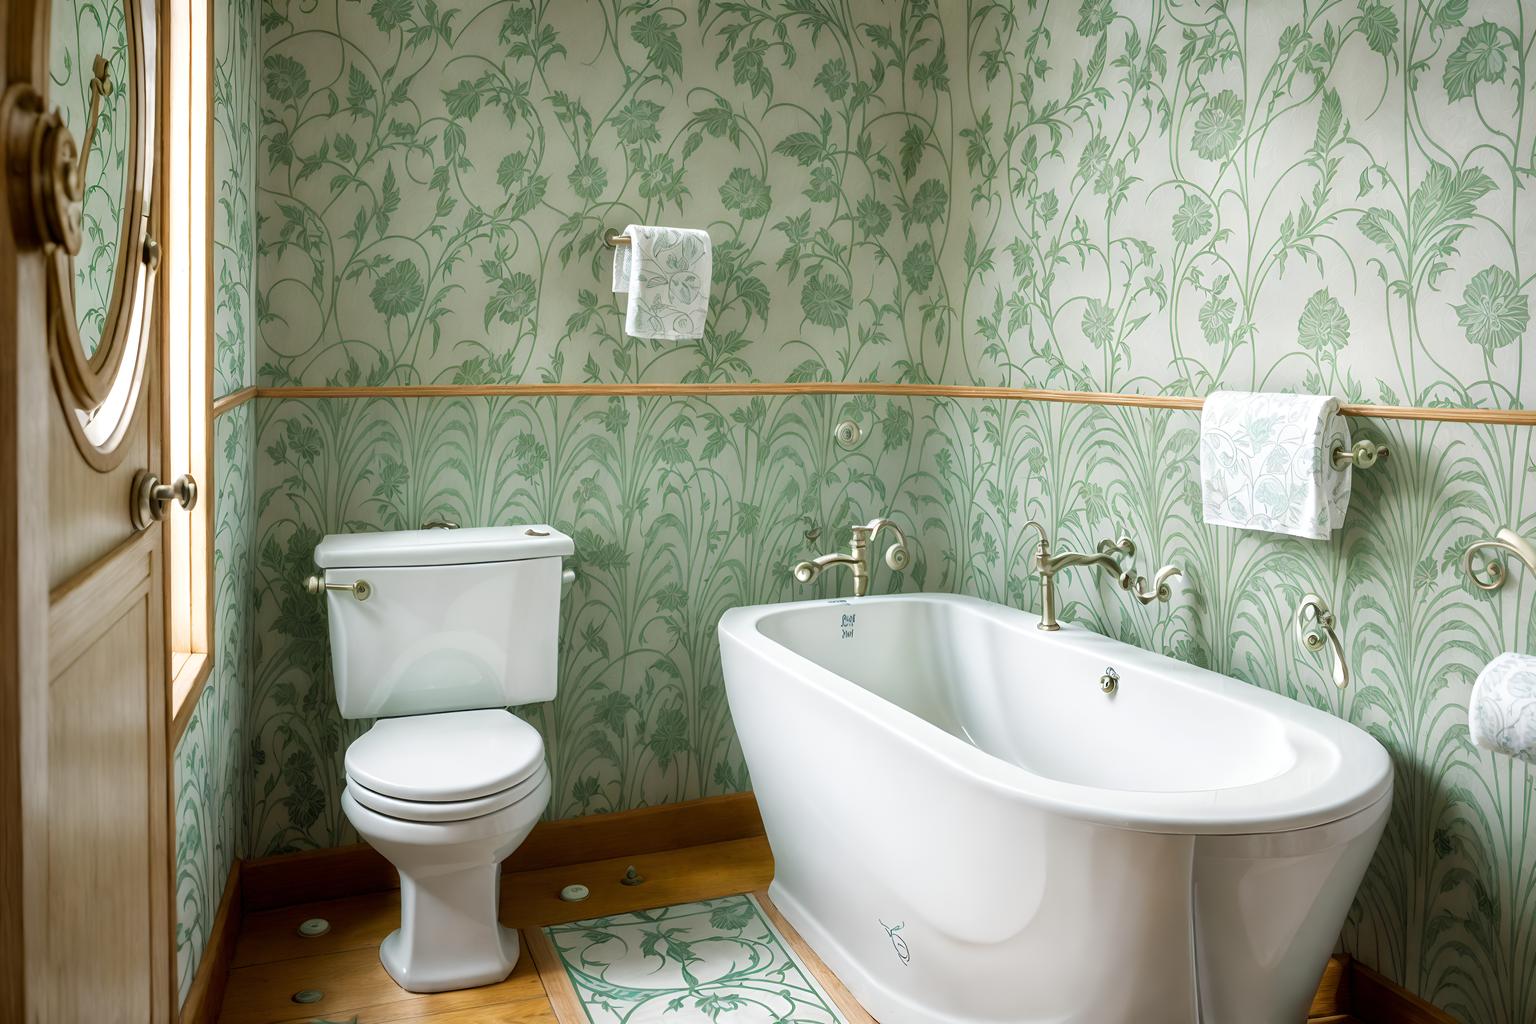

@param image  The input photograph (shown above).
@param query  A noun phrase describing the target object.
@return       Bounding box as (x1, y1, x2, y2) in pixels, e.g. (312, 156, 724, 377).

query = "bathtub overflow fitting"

(1100, 667, 1119, 695)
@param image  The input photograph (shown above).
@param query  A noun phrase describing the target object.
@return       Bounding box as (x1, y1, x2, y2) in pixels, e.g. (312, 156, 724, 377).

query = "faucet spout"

(1023, 527, 1181, 630)
(791, 515, 911, 598)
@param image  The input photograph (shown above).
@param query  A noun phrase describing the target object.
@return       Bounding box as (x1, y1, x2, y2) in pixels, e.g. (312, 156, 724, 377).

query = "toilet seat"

(346, 762, 549, 823)
(345, 708, 545, 803)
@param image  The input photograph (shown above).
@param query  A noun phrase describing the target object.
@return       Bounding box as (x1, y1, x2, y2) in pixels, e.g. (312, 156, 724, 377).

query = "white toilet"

(310, 524, 574, 993)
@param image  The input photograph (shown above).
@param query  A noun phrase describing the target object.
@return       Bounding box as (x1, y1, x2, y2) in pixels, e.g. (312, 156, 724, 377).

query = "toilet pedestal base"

(380, 858, 521, 992)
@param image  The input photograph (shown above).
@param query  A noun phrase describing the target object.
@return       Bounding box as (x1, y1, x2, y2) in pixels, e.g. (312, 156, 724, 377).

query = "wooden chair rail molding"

(180, 792, 1464, 1024)
(207, 382, 1536, 427)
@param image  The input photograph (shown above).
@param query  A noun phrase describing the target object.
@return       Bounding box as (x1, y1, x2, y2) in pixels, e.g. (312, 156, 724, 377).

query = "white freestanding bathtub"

(718, 593, 1392, 1024)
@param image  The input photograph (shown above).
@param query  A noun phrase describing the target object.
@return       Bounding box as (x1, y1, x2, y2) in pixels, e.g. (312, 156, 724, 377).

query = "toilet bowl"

(339, 708, 550, 993)
(310, 523, 575, 994)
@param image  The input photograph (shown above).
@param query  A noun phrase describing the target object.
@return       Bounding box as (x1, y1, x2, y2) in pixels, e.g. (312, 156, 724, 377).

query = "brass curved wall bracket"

(1464, 528, 1536, 593)
(1296, 594, 1349, 690)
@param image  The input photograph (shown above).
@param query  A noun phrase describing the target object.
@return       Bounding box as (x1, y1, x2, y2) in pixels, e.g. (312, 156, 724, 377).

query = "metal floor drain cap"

(298, 917, 330, 938)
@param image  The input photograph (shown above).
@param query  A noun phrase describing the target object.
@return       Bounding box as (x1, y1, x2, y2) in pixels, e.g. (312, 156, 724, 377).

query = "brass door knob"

(131, 471, 198, 529)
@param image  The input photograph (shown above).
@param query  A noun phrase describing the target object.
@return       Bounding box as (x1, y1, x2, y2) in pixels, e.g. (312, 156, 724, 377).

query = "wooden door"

(1, 0, 175, 1016)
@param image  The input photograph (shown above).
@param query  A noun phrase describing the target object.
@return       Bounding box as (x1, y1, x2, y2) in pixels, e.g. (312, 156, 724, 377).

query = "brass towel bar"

(603, 228, 632, 248)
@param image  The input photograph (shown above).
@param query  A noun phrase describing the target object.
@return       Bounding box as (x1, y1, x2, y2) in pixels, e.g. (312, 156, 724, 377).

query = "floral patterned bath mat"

(531, 893, 861, 1023)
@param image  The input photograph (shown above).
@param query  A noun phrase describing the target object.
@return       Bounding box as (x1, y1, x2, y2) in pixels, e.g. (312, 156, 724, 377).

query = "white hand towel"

(610, 224, 711, 340)
(1471, 653, 1536, 764)
(1199, 391, 1351, 540)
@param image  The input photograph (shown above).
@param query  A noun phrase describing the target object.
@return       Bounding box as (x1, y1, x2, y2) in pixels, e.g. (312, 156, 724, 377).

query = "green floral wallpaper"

(238, 2, 1536, 1022)
(173, 405, 254, 1005)
(950, 0, 1533, 405)
(49, 0, 131, 357)
(247, 392, 926, 847)
(172, 0, 259, 1003)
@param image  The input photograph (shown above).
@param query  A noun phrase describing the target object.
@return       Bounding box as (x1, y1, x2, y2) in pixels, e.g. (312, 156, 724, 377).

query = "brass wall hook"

(1296, 594, 1348, 690)
(1464, 528, 1536, 593)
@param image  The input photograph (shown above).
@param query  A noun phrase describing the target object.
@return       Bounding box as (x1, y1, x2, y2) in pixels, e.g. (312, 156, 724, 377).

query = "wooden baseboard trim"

(1350, 960, 1461, 1023)
(241, 792, 766, 913)
(179, 860, 241, 1024)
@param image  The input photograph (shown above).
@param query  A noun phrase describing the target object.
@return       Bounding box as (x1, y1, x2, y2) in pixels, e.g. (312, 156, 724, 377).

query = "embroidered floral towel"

(610, 224, 712, 340)
(1199, 391, 1352, 540)
(1471, 653, 1536, 764)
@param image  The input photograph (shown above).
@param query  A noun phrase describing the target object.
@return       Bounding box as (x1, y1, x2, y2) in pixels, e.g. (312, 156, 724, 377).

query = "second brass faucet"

(793, 517, 911, 598)
(1023, 521, 1182, 631)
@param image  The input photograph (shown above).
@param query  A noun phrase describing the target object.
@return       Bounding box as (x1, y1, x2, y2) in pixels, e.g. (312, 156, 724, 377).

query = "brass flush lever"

(1296, 594, 1348, 690)
(304, 576, 373, 602)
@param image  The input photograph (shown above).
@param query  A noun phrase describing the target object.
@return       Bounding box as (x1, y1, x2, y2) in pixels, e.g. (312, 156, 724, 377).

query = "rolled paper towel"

(1199, 391, 1352, 540)
(1470, 653, 1536, 764)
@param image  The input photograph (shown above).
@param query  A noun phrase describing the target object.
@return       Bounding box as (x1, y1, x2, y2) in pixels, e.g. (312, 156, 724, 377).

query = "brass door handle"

(131, 471, 197, 529)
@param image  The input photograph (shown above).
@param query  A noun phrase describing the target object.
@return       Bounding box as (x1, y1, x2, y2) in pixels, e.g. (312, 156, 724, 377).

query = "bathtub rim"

(718, 592, 1393, 836)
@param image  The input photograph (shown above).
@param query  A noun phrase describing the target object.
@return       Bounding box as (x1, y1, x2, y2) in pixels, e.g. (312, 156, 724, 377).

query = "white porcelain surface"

(346, 762, 548, 822)
(314, 525, 571, 994)
(718, 593, 1393, 1024)
(314, 523, 574, 568)
(342, 767, 550, 993)
(321, 528, 571, 719)
(345, 708, 545, 802)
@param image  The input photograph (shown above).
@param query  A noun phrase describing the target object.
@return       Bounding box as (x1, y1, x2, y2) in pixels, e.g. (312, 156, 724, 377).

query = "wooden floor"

(218, 837, 773, 1024)
(218, 834, 1365, 1024)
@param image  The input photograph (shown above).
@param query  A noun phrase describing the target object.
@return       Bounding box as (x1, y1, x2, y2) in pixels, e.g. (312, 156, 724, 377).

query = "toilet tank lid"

(314, 525, 574, 569)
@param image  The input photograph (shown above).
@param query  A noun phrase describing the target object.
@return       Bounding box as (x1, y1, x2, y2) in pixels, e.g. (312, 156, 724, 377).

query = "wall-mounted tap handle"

(858, 517, 911, 571)
(1296, 594, 1348, 689)
(1127, 565, 1182, 604)
(1097, 536, 1135, 558)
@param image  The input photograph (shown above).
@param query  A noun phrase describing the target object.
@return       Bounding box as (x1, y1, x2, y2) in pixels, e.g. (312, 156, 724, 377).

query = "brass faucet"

(1022, 521, 1182, 631)
(793, 517, 911, 598)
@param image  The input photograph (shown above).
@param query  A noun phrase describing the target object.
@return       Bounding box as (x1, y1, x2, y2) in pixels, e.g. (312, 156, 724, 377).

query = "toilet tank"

(312, 525, 575, 719)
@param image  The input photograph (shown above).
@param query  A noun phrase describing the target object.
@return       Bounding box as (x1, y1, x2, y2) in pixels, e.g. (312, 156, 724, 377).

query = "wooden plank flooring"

(218, 833, 1365, 1024)
(219, 837, 773, 1023)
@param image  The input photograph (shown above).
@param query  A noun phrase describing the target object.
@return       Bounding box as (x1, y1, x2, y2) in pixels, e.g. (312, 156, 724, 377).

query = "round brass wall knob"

(131, 471, 198, 529)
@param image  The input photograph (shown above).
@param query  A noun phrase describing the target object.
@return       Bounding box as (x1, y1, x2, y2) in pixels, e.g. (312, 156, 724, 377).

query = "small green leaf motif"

(814, 57, 850, 100)
(800, 271, 852, 328)
(567, 155, 607, 201)
(631, 12, 682, 78)
(1081, 298, 1115, 349)
(905, 178, 948, 229)
(263, 54, 309, 102)
(856, 196, 891, 237)
(1076, 0, 1114, 37)
(1444, 22, 1511, 101)
(1190, 90, 1244, 160)
(1171, 192, 1212, 245)
(1359, 3, 1398, 55)
(1454, 266, 1527, 354)
(1297, 289, 1350, 354)
(370, 259, 425, 318)
(718, 168, 771, 219)
(369, 0, 411, 33)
